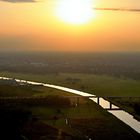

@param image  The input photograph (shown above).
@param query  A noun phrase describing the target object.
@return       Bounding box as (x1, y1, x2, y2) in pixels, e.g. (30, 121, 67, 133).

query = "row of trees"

(0, 96, 71, 107)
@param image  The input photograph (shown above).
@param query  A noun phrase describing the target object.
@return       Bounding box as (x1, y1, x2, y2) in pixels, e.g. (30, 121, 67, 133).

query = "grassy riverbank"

(1, 72, 140, 96)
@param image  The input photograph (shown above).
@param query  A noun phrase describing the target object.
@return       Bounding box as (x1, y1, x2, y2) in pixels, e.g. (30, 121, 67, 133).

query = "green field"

(1, 71, 140, 96)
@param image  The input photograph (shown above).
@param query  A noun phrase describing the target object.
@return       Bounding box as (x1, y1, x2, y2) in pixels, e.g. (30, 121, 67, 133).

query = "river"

(0, 76, 140, 134)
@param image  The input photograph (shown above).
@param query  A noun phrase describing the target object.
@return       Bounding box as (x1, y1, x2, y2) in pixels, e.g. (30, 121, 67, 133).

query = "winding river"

(0, 76, 140, 134)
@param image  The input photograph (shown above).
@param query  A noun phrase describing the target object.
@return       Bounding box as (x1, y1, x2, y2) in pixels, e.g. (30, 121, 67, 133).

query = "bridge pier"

(97, 97, 100, 105)
(110, 102, 112, 110)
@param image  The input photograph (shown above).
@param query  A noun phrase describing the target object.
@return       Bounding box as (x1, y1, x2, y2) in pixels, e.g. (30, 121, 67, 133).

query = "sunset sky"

(0, 0, 140, 52)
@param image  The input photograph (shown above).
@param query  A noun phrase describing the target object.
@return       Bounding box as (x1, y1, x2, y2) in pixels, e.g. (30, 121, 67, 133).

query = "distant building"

(0, 78, 18, 85)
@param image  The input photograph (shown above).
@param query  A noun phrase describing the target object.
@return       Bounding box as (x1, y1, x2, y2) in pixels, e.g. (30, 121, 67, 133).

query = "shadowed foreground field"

(0, 82, 139, 140)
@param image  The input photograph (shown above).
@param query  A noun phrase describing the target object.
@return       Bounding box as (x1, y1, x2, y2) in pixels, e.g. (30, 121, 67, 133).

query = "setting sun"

(56, 0, 94, 24)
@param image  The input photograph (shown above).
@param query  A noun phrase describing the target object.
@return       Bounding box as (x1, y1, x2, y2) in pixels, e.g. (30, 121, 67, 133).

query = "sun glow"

(56, 0, 94, 24)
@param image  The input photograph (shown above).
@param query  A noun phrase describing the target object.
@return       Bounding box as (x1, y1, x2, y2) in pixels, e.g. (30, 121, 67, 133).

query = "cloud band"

(0, 0, 36, 3)
(94, 8, 140, 12)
